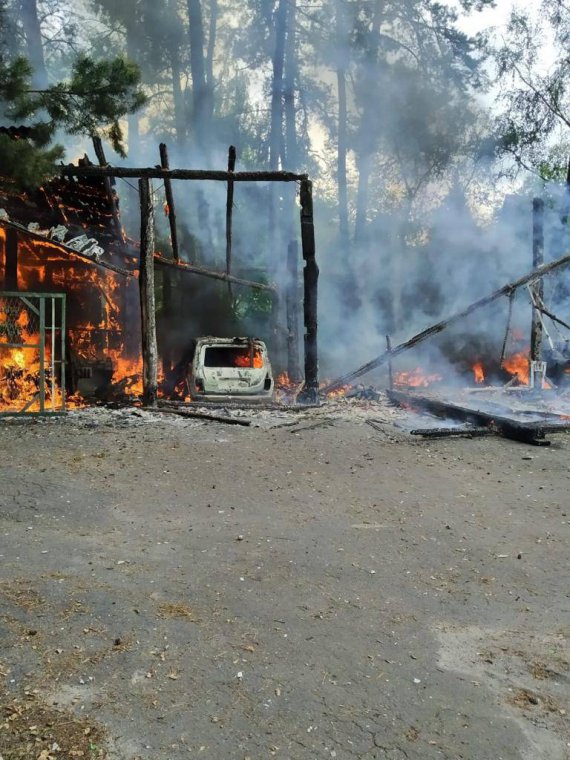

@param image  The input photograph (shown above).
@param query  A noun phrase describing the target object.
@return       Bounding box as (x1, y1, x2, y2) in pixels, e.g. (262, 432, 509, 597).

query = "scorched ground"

(0, 407, 568, 759)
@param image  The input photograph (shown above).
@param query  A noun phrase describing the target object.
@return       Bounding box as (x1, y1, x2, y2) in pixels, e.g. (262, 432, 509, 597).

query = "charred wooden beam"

(92, 136, 123, 239)
(159, 143, 180, 262)
(325, 249, 570, 393)
(530, 197, 544, 362)
(0, 218, 133, 277)
(534, 303, 570, 331)
(386, 335, 393, 391)
(226, 145, 236, 283)
(286, 240, 302, 382)
(139, 177, 158, 407)
(149, 406, 251, 426)
(4, 226, 18, 290)
(297, 179, 319, 404)
(410, 427, 491, 438)
(269, 287, 283, 366)
(62, 165, 307, 182)
(154, 254, 276, 292)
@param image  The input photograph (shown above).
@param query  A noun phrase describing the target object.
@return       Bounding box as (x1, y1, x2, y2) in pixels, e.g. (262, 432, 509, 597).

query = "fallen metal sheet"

(388, 389, 570, 445)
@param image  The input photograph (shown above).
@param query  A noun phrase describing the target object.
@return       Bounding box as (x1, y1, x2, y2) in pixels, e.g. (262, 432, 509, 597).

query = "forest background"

(1, 0, 569, 373)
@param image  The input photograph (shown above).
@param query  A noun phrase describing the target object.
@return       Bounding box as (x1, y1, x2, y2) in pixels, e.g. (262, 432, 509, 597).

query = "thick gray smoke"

(8, 0, 570, 387)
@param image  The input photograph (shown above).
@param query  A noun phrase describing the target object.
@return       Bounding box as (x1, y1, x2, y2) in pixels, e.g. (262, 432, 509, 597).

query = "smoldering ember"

(1, 2, 570, 760)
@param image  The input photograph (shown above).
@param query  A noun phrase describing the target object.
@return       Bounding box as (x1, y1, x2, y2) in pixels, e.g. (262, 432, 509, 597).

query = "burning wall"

(0, 152, 144, 411)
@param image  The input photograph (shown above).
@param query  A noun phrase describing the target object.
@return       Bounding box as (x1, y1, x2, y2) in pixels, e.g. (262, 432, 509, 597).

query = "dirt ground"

(0, 403, 568, 760)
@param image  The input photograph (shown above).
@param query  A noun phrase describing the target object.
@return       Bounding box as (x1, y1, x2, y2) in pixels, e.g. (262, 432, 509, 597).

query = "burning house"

(0, 145, 143, 413)
(0, 136, 319, 414)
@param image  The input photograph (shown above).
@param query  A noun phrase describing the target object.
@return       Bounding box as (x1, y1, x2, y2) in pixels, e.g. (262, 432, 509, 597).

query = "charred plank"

(149, 406, 251, 426)
(409, 427, 492, 438)
(62, 166, 308, 182)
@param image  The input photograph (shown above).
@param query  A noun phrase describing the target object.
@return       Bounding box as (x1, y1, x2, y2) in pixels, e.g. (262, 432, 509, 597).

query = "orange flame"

(394, 368, 442, 388)
(502, 351, 530, 385)
(1, 233, 145, 411)
(473, 361, 485, 384)
(234, 348, 263, 368)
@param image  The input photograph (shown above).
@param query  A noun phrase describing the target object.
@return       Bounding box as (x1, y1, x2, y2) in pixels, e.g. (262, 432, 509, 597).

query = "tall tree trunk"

(267, 0, 287, 276)
(126, 20, 140, 161)
(335, 1, 350, 254)
(206, 0, 217, 94)
(353, 3, 382, 245)
(168, 0, 186, 150)
(171, 45, 186, 150)
(283, 0, 296, 171)
(269, 0, 287, 171)
(336, 67, 349, 252)
(187, 0, 212, 155)
(390, 194, 413, 331)
(354, 153, 371, 245)
(19, 0, 48, 88)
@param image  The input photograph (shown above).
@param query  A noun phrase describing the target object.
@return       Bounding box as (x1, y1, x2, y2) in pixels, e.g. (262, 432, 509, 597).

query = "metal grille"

(0, 292, 66, 414)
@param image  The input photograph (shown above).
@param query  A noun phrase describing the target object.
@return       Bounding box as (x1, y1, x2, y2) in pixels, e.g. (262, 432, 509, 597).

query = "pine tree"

(0, 53, 146, 188)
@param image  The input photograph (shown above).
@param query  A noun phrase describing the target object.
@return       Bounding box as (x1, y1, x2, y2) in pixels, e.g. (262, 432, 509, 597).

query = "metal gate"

(0, 292, 66, 415)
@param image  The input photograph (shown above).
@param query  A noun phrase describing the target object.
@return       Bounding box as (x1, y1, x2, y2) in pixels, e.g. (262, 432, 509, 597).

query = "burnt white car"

(188, 337, 274, 401)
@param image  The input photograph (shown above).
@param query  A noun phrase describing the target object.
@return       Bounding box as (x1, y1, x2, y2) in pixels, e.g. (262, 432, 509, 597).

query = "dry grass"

(0, 580, 45, 612)
(156, 602, 199, 621)
(507, 687, 565, 714)
(0, 693, 107, 759)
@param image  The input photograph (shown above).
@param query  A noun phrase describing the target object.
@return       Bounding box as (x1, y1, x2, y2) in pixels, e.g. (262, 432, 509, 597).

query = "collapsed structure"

(0, 135, 318, 414)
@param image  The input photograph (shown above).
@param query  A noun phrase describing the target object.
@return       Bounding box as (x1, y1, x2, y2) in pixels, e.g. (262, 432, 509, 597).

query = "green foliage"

(537, 161, 568, 184)
(38, 55, 147, 157)
(0, 50, 146, 188)
(232, 285, 273, 320)
(492, 1, 570, 175)
(0, 133, 64, 186)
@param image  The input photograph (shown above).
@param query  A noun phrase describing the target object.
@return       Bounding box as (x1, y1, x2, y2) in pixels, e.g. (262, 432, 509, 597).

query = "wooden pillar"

(5, 227, 18, 290)
(530, 197, 544, 363)
(159, 142, 180, 261)
(139, 177, 158, 407)
(297, 179, 319, 404)
(386, 335, 393, 391)
(286, 240, 302, 381)
(161, 266, 173, 382)
(226, 145, 236, 279)
(269, 288, 281, 365)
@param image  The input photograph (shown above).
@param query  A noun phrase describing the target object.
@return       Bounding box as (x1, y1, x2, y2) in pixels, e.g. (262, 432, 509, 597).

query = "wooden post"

(158, 143, 178, 385)
(530, 197, 544, 363)
(138, 177, 158, 407)
(92, 135, 123, 239)
(269, 288, 281, 367)
(161, 266, 173, 384)
(386, 335, 393, 390)
(226, 145, 236, 280)
(297, 179, 319, 404)
(5, 227, 18, 290)
(159, 143, 180, 262)
(286, 240, 302, 381)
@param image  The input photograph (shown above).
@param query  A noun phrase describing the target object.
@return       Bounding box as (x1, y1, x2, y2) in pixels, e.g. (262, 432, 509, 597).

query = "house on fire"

(0, 134, 142, 409)
(0, 132, 319, 413)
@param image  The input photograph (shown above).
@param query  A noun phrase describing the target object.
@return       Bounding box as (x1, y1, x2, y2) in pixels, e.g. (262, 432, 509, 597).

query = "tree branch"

(512, 62, 570, 130)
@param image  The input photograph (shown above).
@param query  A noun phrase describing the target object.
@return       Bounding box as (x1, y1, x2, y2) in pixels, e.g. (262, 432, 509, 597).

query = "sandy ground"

(0, 403, 568, 760)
